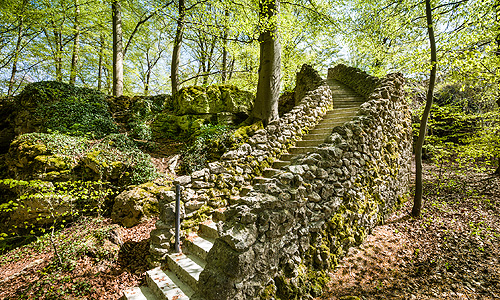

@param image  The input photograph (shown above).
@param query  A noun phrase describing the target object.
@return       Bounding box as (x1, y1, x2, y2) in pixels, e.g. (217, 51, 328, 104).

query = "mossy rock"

(152, 113, 212, 138)
(174, 85, 253, 115)
(6, 132, 158, 186)
(111, 186, 159, 228)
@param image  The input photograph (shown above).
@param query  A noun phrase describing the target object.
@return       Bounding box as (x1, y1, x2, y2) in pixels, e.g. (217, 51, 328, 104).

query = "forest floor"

(318, 162, 500, 300)
(0, 161, 499, 299)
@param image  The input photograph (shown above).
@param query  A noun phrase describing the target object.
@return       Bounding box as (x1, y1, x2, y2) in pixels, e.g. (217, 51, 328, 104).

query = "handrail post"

(174, 184, 181, 253)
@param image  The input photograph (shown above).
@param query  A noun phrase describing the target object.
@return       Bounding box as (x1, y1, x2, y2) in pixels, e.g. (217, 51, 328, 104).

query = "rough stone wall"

(328, 64, 380, 99)
(149, 67, 334, 261)
(193, 65, 412, 300)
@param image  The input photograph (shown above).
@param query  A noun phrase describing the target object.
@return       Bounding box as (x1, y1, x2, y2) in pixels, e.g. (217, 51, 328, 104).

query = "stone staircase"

(121, 80, 365, 300)
(256, 79, 365, 181)
(122, 220, 218, 300)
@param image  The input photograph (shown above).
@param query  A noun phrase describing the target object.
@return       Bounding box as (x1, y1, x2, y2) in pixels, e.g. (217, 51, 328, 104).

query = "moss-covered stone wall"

(149, 66, 335, 261)
(192, 66, 412, 300)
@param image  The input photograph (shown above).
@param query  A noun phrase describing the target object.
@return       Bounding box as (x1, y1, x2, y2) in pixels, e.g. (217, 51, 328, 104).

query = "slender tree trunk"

(412, 0, 437, 217)
(54, 29, 63, 82)
(252, 0, 281, 126)
(228, 58, 235, 81)
(8, 20, 23, 96)
(221, 9, 229, 84)
(171, 0, 185, 95)
(495, 1, 500, 175)
(112, 0, 124, 96)
(69, 0, 80, 85)
(203, 39, 215, 86)
(145, 69, 151, 95)
(97, 34, 105, 91)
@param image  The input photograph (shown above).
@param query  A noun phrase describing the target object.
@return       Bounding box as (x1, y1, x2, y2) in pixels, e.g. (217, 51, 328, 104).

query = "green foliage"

(10, 132, 158, 185)
(16, 132, 90, 157)
(128, 95, 168, 141)
(180, 124, 238, 173)
(88, 134, 159, 184)
(17, 81, 117, 138)
(0, 179, 114, 255)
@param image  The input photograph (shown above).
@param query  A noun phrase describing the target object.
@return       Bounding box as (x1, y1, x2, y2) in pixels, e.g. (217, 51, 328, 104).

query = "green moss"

(34, 155, 69, 170)
(182, 205, 214, 231)
(233, 121, 263, 140)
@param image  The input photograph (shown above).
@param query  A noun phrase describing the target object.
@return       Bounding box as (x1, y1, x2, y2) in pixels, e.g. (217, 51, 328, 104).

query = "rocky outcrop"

(152, 85, 254, 138)
(111, 179, 172, 227)
(4, 133, 157, 186)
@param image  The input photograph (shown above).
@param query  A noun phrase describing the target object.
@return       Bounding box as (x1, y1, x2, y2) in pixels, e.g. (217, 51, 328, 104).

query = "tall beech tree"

(171, 0, 185, 96)
(252, 0, 281, 126)
(412, 0, 437, 217)
(112, 0, 124, 96)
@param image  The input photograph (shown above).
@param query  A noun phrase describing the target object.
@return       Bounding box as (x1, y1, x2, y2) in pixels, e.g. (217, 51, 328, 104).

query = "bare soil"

(318, 163, 500, 300)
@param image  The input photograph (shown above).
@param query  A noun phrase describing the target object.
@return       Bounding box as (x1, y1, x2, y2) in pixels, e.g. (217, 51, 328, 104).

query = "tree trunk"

(412, 0, 437, 217)
(171, 0, 185, 96)
(221, 9, 229, 84)
(145, 69, 151, 95)
(252, 0, 281, 126)
(69, 0, 80, 85)
(112, 0, 124, 97)
(54, 29, 63, 82)
(97, 34, 105, 91)
(8, 20, 23, 96)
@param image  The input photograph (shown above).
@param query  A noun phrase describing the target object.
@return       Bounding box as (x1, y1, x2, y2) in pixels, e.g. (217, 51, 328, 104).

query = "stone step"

(122, 286, 158, 300)
(295, 139, 324, 148)
(315, 120, 352, 130)
(199, 221, 219, 239)
(184, 235, 215, 261)
(308, 127, 335, 135)
(253, 176, 273, 183)
(272, 160, 290, 169)
(301, 133, 330, 141)
(325, 107, 359, 113)
(278, 153, 295, 162)
(320, 117, 355, 125)
(318, 112, 356, 125)
(146, 267, 194, 300)
(288, 146, 316, 155)
(166, 253, 205, 292)
(334, 103, 363, 108)
(263, 167, 282, 178)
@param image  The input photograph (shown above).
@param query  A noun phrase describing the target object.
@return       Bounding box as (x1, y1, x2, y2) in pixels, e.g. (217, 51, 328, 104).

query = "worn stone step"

(199, 220, 219, 239)
(184, 235, 215, 261)
(122, 286, 158, 300)
(272, 160, 290, 169)
(166, 253, 205, 292)
(146, 267, 194, 300)
(288, 146, 316, 155)
(334, 103, 363, 108)
(302, 133, 330, 141)
(295, 139, 324, 148)
(320, 115, 355, 123)
(308, 128, 334, 135)
(263, 167, 282, 178)
(321, 116, 355, 123)
(278, 153, 294, 161)
(315, 120, 352, 130)
(253, 176, 274, 184)
(323, 107, 359, 118)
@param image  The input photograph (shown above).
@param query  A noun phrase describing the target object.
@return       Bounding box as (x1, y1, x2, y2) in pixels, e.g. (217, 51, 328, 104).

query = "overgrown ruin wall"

(192, 64, 412, 300)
